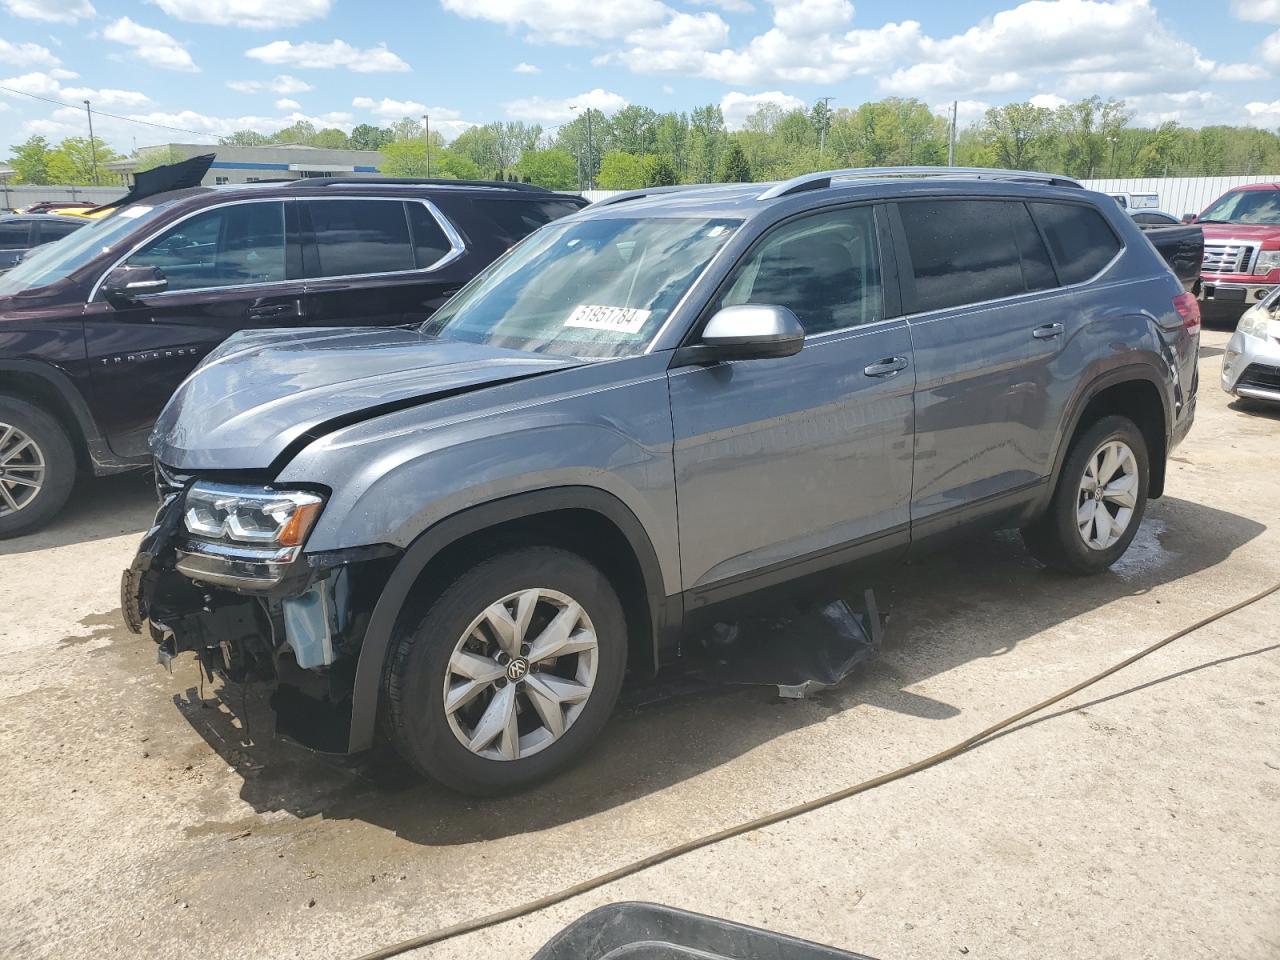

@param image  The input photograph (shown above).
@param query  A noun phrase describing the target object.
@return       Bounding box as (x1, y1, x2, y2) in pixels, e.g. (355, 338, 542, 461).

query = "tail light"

(1173, 292, 1201, 333)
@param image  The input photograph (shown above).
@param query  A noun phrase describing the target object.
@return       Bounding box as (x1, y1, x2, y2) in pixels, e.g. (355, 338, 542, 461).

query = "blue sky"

(1, 0, 1279, 152)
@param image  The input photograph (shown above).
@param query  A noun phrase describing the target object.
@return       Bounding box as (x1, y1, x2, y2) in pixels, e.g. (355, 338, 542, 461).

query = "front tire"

(0, 395, 76, 540)
(1021, 415, 1150, 575)
(384, 546, 628, 795)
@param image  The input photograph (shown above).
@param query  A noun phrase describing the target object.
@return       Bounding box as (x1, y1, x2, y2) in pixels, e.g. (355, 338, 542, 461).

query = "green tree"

(980, 102, 1054, 169)
(45, 137, 122, 185)
(611, 105, 658, 155)
(349, 123, 391, 151)
(389, 116, 424, 142)
(688, 104, 725, 183)
(597, 150, 648, 189)
(132, 146, 184, 173)
(715, 140, 752, 182)
(220, 130, 271, 146)
(643, 154, 678, 186)
(270, 120, 318, 145)
(653, 112, 689, 180)
(310, 127, 351, 150)
(515, 148, 578, 189)
(8, 135, 52, 184)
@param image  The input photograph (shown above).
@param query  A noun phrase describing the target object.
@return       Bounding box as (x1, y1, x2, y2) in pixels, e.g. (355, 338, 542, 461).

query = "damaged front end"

(122, 475, 398, 753)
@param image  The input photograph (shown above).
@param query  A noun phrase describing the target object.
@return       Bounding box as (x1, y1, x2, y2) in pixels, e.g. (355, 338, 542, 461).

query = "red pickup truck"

(1193, 183, 1280, 324)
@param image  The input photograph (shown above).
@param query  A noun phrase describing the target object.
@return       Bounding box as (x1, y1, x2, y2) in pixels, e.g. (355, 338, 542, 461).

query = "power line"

(0, 85, 221, 141)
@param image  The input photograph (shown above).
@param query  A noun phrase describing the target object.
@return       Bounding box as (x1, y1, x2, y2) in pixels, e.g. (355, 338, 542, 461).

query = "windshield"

(1198, 189, 1280, 225)
(0, 203, 167, 295)
(422, 215, 740, 358)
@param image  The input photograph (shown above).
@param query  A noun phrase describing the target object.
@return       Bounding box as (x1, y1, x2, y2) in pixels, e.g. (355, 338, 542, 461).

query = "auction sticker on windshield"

(564, 304, 651, 334)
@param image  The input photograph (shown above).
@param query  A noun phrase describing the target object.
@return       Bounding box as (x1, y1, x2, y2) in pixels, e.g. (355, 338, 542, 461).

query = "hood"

(1198, 222, 1280, 242)
(151, 326, 582, 471)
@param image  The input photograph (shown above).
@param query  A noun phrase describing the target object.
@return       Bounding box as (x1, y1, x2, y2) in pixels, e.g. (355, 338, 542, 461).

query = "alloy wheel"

(1076, 439, 1138, 550)
(0, 422, 45, 518)
(442, 588, 599, 761)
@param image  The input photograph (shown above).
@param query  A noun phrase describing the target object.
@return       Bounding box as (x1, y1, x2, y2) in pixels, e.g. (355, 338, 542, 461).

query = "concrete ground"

(1, 327, 1277, 960)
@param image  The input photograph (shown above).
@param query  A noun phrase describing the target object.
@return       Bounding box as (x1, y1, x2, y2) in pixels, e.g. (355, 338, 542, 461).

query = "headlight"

(1255, 249, 1280, 276)
(1236, 303, 1277, 340)
(184, 482, 325, 547)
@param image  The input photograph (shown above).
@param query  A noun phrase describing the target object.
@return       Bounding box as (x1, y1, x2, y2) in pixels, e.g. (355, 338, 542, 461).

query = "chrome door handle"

(863, 356, 908, 378)
(1032, 322, 1064, 340)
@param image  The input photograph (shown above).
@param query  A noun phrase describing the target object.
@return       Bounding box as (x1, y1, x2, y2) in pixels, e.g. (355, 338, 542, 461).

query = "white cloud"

(0, 39, 60, 68)
(103, 17, 199, 72)
(1265, 30, 1280, 68)
(1, 0, 94, 23)
(513, 62, 541, 74)
(932, 99, 993, 125)
(440, 0, 671, 45)
(1, 70, 151, 112)
(1213, 62, 1270, 82)
(147, 0, 331, 28)
(275, 97, 300, 109)
(720, 90, 804, 129)
(245, 40, 410, 73)
(1245, 98, 1280, 126)
(504, 88, 628, 124)
(1126, 90, 1230, 127)
(1029, 93, 1068, 110)
(690, 0, 754, 13)
(605, 12, 731, 73)
(226, 74, 312, 94)
(1231, 0, 1280, 22)
(880, 0, 1214, 100)
(772, 0, 853, 36)
(352, 96, 428, 117)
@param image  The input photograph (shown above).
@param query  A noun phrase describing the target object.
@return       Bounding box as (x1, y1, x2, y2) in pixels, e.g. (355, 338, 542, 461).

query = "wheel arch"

(346, 486, 677, 753)
(0, 360, 99, 469)
(1050, 364, 1171, 505)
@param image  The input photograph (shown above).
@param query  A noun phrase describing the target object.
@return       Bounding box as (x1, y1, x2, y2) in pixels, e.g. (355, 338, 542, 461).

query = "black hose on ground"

(352, 578, 1280, 960)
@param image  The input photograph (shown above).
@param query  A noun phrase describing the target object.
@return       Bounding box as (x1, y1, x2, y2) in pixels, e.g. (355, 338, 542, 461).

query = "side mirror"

(102, 264, 167, 305)
(675, 304, 806, 366)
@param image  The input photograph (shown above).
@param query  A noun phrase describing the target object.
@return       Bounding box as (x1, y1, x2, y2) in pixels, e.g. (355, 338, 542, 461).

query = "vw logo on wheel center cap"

(506, 657, 529, 681)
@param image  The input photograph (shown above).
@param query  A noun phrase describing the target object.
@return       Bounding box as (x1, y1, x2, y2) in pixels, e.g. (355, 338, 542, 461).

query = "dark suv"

(126, 167, 1200, 794)
(0, 178, 586, 536)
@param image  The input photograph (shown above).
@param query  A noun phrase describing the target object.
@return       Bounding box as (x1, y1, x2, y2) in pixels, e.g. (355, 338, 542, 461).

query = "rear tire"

(1021, 415, 1149, 575)
(384, 546, 628, 795)
(0, 395, 76, 539)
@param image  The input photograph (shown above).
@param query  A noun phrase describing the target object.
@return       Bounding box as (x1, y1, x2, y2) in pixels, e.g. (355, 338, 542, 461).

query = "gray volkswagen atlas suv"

(125, 167, 1200, 794)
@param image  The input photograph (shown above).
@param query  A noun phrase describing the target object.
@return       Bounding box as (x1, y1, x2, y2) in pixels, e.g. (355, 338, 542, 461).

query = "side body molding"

(346, 486, 675, 753)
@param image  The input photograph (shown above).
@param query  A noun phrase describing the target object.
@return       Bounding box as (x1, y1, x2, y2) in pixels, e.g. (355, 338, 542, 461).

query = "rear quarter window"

(1029, 202, 1122, 285)
(465, 197, 584, 248)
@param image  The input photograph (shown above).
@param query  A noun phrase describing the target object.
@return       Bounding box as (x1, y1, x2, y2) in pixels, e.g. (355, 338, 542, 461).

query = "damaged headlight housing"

(184, 482, 325, 548)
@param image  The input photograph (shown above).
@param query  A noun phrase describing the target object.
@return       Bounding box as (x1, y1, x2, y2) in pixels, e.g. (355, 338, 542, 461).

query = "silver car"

(1221, 286, 1280, 405)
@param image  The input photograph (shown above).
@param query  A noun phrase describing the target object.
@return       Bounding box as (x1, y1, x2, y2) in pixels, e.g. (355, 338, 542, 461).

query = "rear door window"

(897, 199, 1031, 313)
(465, 198, 584, 248)
(1028, 202, 1122, 285)
(126, 201, 287, 291)
(306, 198, 415, 277)
(36, 220, 82, 244)
(405, 201, 454, 268)
(719, 205, 883, 335)
(0, 221, 31, 248)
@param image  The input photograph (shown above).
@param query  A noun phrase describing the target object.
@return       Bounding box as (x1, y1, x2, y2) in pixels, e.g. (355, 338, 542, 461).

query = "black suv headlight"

(176, 482, 326, 589)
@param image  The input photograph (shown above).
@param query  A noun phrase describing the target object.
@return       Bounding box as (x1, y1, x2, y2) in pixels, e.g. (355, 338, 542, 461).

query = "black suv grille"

(1238, 363, 1280, 391)
(153, 460, 191, 498)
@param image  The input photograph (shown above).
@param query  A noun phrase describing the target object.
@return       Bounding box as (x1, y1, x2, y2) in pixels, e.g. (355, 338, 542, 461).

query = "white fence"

(1, 183, 127, 212)
(1079, 175, 1279, 217)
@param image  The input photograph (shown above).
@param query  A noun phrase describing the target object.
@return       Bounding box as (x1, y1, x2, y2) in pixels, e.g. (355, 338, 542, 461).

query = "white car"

(1221, 285, 1280, 405)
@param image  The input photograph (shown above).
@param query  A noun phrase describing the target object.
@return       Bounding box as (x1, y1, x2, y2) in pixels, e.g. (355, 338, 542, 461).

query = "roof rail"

(591, 183, 746, 207)
(284, 176, 551, 193)
(756, 166, 1083, 201)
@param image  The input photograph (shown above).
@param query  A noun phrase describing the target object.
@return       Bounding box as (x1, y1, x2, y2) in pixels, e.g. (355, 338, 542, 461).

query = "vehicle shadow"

(1228, 398, 1280, 420)
(0, 470, 155, 555)
(176, 494, 1265, 845)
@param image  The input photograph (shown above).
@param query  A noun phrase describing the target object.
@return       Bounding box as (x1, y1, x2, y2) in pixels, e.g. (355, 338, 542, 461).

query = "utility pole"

(84, 99, 100, 185)
(948, 100, 958, 167)
(422, 114, 431, 177)
(816, 96, 835, 158)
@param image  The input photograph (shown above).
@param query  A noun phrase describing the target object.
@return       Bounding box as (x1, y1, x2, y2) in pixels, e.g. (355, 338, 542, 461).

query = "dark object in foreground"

(530, 902, 876, 960)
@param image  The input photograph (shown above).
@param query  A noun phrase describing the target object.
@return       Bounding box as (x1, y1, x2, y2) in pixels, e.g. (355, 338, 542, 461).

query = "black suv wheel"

(384, 546, 628, 795)
(0, 395, 76, 539)
(1022, 415, 1150, 575)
